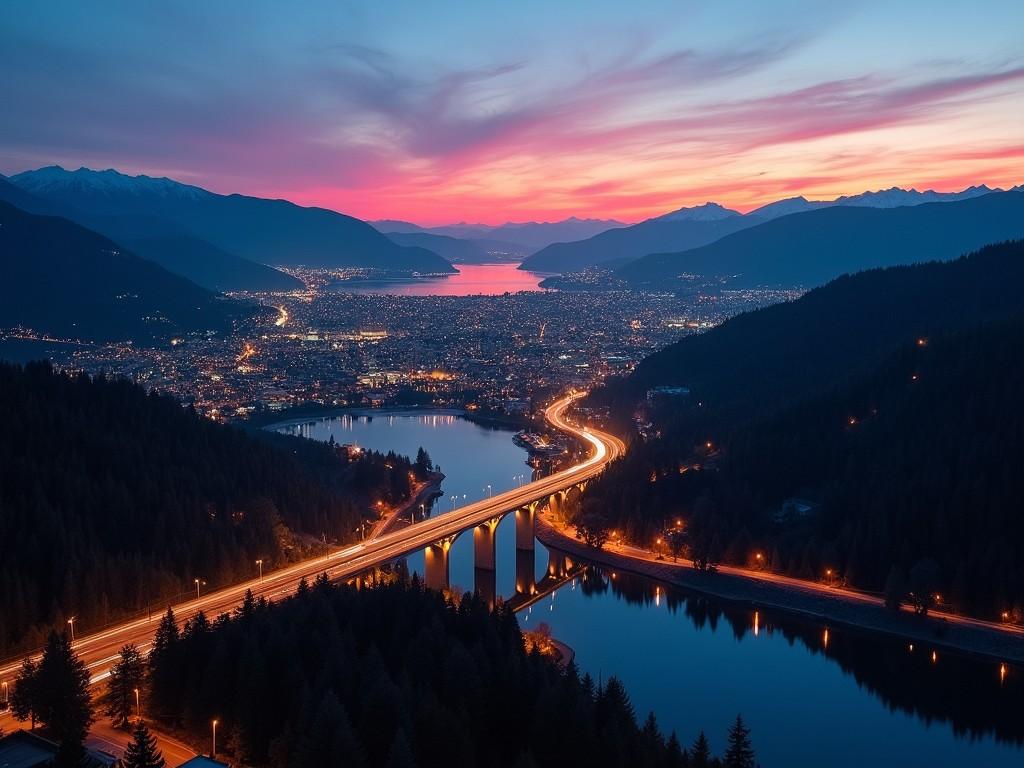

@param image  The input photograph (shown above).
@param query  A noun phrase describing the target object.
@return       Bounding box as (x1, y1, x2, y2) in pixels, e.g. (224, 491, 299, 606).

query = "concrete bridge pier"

(473, 517, 501, 609)
(474, 567, 497, 609)
(515, 502, 538, 551)
(474, 518, 501, 570)
(424, 537, 453, 591)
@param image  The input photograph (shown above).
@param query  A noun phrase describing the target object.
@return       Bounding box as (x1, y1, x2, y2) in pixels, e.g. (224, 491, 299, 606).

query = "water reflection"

(332, 263, 550, 296)
(566, 564, 1024, 749)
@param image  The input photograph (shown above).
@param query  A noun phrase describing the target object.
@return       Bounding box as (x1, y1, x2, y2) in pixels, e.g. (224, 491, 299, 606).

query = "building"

(178, 757, 231, 768)
(0, 730, 119, 768)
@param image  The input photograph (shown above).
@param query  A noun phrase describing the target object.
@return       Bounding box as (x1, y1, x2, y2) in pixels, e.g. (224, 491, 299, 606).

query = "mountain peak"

(11, 165, 211, 200)
(655, 202, 741, 223)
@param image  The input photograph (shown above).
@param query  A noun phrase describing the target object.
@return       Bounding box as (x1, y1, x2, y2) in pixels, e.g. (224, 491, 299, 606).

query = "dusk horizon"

(3, 1, 1023, 225)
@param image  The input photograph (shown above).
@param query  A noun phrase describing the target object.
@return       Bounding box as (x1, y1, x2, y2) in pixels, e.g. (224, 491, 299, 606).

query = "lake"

(273, 410, 1024, 767)
(332, 262, 551, 296)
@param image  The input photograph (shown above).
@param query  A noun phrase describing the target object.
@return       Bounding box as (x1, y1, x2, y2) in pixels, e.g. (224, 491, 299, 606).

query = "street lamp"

(450, 495, 456, 510)
(2, 681, 8, 705)
(418, 503, 425, 523)
(212, 719, 218, 758)
(67, 616, 76, 643)
(256, 559, 264, 581)
(134, 687, 141, 720)
(195, 579, 204, 600)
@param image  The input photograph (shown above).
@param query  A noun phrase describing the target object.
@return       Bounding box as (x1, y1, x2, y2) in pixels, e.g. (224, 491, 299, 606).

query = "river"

(272, 410, 1024, 766)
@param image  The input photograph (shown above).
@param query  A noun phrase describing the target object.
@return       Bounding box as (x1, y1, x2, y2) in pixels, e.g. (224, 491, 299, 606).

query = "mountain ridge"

(0, 201, 240, 342)
(11, 166, 456, 274)
(617, 191, 1024, 287)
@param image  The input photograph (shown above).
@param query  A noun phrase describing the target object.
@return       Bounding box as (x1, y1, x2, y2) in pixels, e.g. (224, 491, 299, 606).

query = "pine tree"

(123, 721, 166, 768)
(10, 657, 40, 728)
(148, 608, 181, 719)
(691, 731, 712, 768)
(32, 630, 94, 761)
(103, 644, 146, 726)
(723, 715, 756, 768)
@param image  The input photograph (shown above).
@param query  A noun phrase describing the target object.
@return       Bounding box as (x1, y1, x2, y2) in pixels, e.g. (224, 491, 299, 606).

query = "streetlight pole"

(256, 559, 264, 581)
(2, 681, 8, 705)
(67, 617, 75, 643)
(195, 579, 202, 600)
(212, 719, 218, 758)
(134, 688, 141, 721)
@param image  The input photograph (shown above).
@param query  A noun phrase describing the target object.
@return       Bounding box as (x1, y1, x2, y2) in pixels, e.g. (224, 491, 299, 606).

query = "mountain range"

(520, 184, 1020, 273)
(8, 167, 456, 279)
(0, 200, 238, 342)
(617, 191, 1024, 287)
(381, 231, 524, 263)
(371, 216, 624, 252)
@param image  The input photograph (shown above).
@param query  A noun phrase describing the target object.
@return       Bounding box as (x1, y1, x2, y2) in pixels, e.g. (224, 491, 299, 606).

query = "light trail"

(0, 392, 623, 709)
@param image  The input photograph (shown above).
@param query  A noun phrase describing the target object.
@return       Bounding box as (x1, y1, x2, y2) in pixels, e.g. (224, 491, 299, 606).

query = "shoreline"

(535, 514, 1024, 665)
(258, 405, 472, 431)
(374, 474, 446, 537)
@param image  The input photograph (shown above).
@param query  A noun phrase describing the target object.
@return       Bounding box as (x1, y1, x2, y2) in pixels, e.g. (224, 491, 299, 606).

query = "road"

(543, 515, 1024, 641)
(86, 721, 197, 766)
(0, 392, 623, 738)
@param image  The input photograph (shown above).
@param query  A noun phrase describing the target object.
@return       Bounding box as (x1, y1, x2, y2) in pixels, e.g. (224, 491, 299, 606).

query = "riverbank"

(535, 514, 1024, 664)
(374, 473, 445, 537)
(247, 404, 471, 431)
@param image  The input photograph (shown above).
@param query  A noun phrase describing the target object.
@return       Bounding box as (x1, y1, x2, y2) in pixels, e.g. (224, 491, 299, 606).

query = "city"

(1, 3, 1023, 768)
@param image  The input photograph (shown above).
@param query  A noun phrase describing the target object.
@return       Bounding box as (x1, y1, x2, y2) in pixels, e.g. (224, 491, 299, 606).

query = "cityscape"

(1, 3, 1023, 768)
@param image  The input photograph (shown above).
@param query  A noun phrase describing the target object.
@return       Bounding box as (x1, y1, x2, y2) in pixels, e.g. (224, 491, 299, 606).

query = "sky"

(1, 1, 1022, 225)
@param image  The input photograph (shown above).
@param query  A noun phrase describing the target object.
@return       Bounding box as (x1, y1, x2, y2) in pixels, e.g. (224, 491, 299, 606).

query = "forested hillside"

(0, 201, 239, 342)
(149, 579, 743, 768)
(0, 362, 418, 655)
(580, 242, 1024, 620)
(593, 240, 1024, 430)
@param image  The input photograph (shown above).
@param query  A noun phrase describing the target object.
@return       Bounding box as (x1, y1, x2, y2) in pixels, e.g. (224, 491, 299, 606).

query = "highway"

(0, 392, 623, 712)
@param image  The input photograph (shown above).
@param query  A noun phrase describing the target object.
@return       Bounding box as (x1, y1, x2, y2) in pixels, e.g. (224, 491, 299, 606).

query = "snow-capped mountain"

(747, 196, 830, 219)
(833, 185, 998, 208)
(11, 166, 211, 201)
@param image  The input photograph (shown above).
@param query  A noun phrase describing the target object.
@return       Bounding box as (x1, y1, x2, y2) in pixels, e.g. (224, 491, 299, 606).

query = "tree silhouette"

(10, 657, 40, 729)
(13, 631, 94, 762)
(123, 721, 166, 768)
(691, 731, 712, 768)
(102, 644, 146, 726)
(723, 715, 756, 768)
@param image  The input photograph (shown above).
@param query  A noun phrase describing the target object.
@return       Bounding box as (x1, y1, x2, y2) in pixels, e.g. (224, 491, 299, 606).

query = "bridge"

(0, 392, 624, 700)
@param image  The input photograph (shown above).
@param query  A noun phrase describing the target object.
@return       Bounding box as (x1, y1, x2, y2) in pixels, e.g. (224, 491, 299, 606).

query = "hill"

(382, 230, 523, 263)
(10, 166, 456, 273)
(0, 361, 421, 655)
(520, 216, 754, 273)
(121, 234, 303, 292)
(581, 241, 1024, 619)
(596, 240, 1024, 422)
(0, 176, 305, 292)
(375, 216, 622, 252)
(618, 191, 1024, 287)
(0, 201, 238, 342)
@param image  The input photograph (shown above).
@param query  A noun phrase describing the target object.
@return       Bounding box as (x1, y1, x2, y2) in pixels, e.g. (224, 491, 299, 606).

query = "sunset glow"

(2, 1, 1022, 224)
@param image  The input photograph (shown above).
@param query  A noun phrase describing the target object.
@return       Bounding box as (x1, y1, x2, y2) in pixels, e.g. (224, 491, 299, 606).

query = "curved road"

(0, 392, 623, 700)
